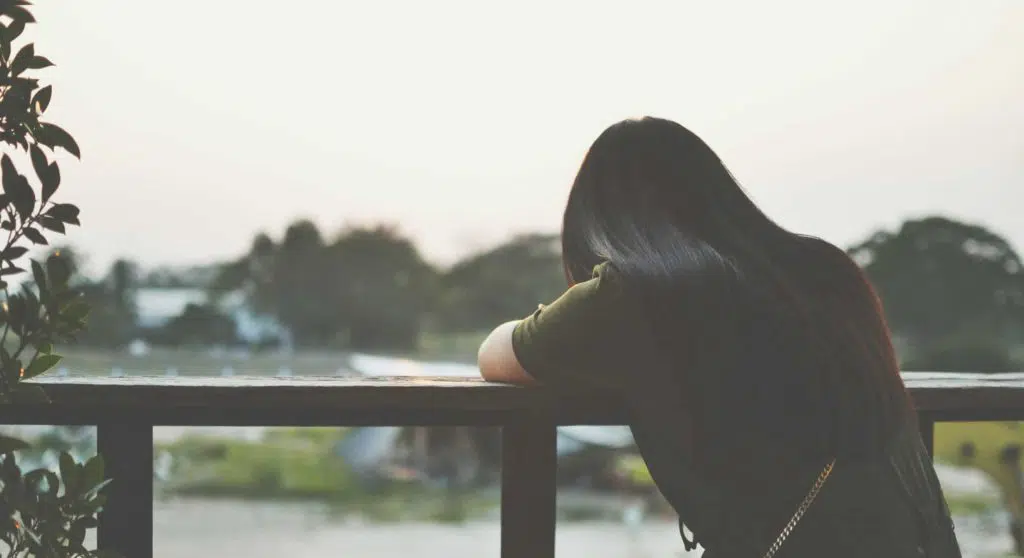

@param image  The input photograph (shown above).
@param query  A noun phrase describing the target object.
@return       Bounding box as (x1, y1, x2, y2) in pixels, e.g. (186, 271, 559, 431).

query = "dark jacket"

(694, 415, 961, 558)
(511, 262, 962, 557)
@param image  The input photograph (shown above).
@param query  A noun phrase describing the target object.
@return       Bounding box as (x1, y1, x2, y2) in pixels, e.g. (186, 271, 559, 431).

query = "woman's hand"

(477, 320, 539, 385)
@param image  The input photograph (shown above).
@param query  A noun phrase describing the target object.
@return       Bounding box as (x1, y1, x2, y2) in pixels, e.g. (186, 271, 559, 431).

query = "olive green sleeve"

(511, 263, 656, 393)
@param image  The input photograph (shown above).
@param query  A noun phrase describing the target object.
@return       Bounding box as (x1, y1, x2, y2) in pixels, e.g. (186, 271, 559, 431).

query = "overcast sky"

(28, 0, 1024, 273)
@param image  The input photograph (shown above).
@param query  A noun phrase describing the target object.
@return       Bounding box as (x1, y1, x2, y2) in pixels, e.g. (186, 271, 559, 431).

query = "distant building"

(132, 287, 291, 347)
(134, 288, 207, 329)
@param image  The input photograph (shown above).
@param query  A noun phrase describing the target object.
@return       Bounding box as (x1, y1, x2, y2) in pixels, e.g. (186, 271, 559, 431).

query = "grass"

(154, 423, 1020, 528)
(157, 428, 357, 500)
(156, 428, 500, 522)
(934, 421, 1024, 515)
(945, 492, 1000, 515)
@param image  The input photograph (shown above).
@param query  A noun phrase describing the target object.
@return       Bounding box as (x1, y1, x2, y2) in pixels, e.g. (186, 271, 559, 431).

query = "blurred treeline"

(52, 215, 1024, 371)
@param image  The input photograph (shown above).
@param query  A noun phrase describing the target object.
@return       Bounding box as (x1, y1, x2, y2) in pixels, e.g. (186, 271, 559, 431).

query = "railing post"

(97, 422, 154, 558)
(501, 413, 557, 558)
(919, 414, 935, 458)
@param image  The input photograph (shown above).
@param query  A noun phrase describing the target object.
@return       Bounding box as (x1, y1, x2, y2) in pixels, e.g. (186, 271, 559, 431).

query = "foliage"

(156, 432, 355, 500)
(58, 210, 1024, 370)
(934, 422, 1024, 520)
(156, 430, 497, 523)
(0, 436, 117, 558)
(0, 5, 115, 557)
(0, 1, 89, 403)
(206, 229, 564, 351)
(850, 216, 1024, 365)
(69, 258, 137, 349)
(432, 233, 564, 333)
(25, 249, 139, 349)
(212, 222, 436, 350)
(902, 337, 1020, 373)
(147, 303, 236, 347)
(322, 226, 436, 350)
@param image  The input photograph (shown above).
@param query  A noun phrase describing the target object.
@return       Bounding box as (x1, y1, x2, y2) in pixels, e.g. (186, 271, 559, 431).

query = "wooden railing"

(2, 372, 1024, 558)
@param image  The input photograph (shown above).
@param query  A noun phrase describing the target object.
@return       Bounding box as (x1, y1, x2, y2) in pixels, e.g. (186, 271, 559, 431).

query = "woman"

(478, 117, 961, 557)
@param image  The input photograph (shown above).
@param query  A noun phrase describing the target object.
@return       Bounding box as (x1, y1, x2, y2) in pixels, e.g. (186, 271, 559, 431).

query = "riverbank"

(153, 423, 1009, 515)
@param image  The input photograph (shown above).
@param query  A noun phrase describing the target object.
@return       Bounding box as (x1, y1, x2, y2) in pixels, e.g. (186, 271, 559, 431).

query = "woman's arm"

(477, 320, 539, 385)
(478, 265, 647, 392)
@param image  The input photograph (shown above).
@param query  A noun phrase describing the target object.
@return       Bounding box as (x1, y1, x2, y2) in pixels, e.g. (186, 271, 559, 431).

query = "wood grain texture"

(0, 371, 1016, 425)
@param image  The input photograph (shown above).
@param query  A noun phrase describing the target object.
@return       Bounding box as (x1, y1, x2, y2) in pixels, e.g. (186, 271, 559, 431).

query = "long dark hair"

(562, 117, 910, 466)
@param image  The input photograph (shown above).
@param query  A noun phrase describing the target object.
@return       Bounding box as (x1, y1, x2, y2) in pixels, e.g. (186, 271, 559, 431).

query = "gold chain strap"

(762, 458, 836, 558)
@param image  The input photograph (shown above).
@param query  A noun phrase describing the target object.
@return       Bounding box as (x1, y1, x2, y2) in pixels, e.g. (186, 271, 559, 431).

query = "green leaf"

(56, 288, 81, 304)
(0, 435, 29, 454)
(34, 122, 80, 159)
(69, 521, 86, 547)
(37, 215, 64, 233)
(23, 226, 46, 244)
(1, 450, 22, 484)
(63, 300, 89, 321)
(46, 253, 71, 285)
(1, 154, 35, 221)
(25, 469, 60, 497)
(83, 478, 113, 501)
(0, 155, 14, 180)
(27, 55, 52, 70)
(59, 451, 79, 497)
(80, 516, 99, 529)
(10, 42, 33, 76)
(31, 257, 45, 286)
(7, 296, 24, 325)
(2, 246, 27, 260)
(28, 143, 59, 202)
(23, 353, 60, 379)
(81, 455, 104, 492)
(22, 523, 42, 546)
(3, 17, 25, 43)
(43, 162, 59, 200)
(0, 265, 24, 276)
(29, 143, 46, 175)
(46, 203, 79, 225)
(31, 84, 51, 114)
(23, 282, 39, 310)
(43, 470, 61, 498)
(2, 5, 35, 24)
(11, 175, 32, 221)
(1, 359, 20, 384)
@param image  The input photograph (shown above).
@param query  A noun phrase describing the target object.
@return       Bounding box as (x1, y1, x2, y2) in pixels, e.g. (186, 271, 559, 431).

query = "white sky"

(28, 0, 1024, 273)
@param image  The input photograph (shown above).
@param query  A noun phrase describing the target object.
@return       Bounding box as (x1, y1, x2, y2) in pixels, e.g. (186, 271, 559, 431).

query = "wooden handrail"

(1, 371, 1022, 558)
(7, 371, 1024, 424)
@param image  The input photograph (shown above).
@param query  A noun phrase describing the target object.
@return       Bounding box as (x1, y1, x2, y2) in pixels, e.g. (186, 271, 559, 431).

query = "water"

(153, 499, 1010, 558)
(154, 499, 694, 558)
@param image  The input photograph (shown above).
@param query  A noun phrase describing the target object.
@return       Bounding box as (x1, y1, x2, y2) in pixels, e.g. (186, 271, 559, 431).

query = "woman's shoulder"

(509, 259, 661, 392)
(558, 260, 630, 305)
